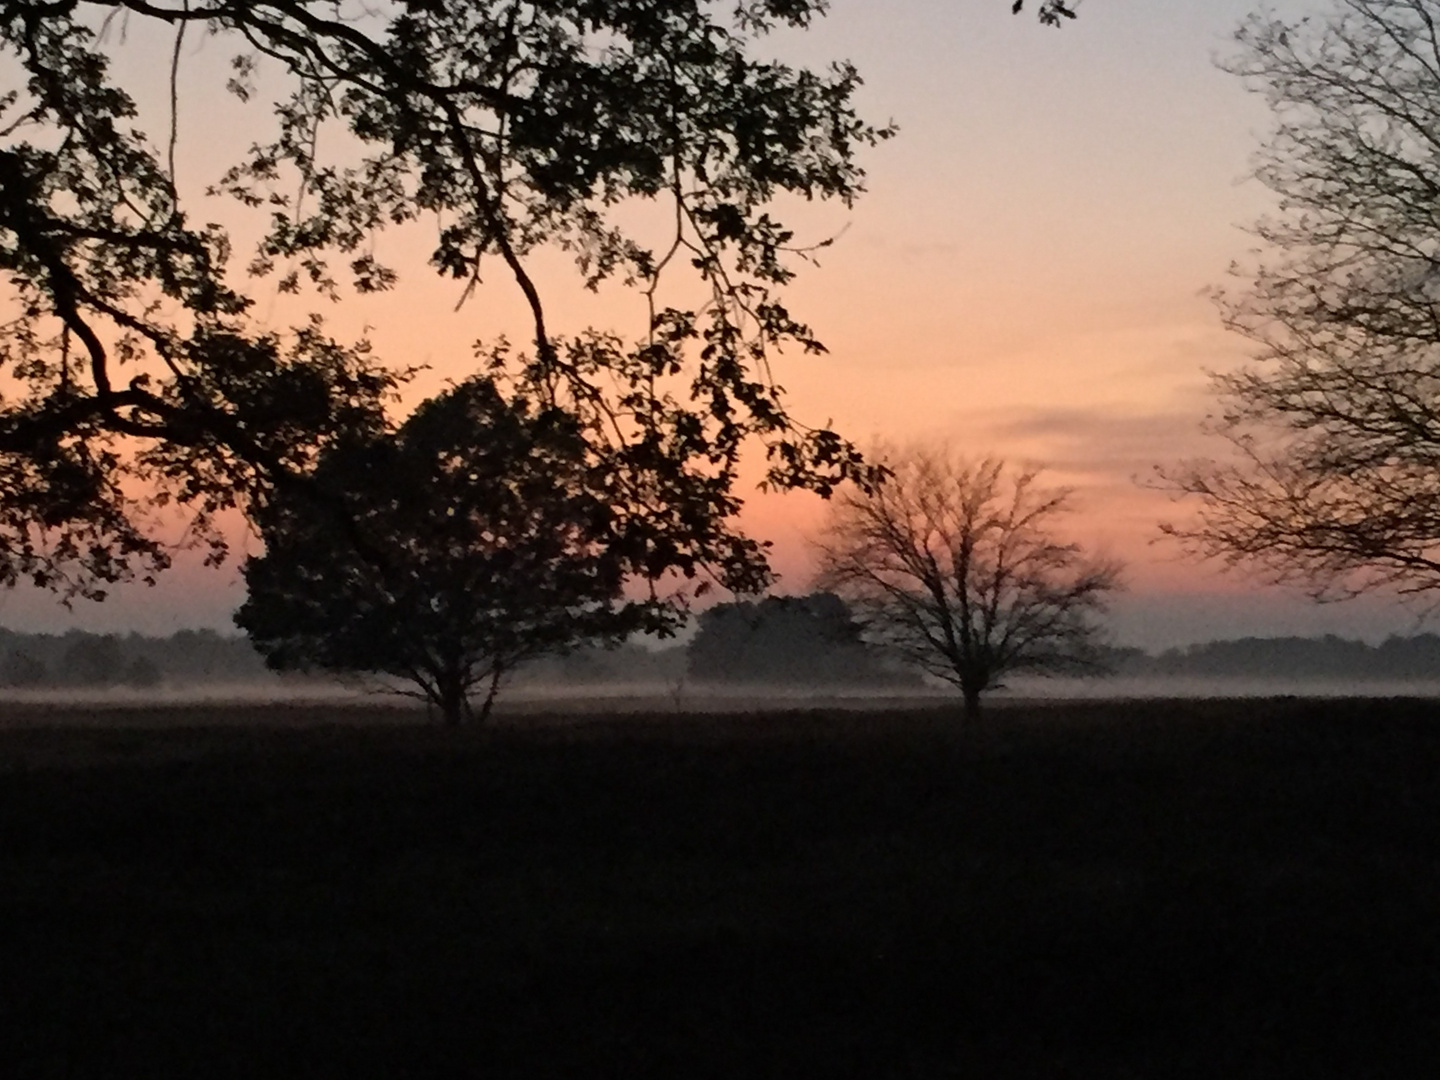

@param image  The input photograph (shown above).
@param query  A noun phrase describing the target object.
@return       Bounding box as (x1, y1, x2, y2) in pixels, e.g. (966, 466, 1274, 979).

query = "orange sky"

(7, 0, 1427, 646)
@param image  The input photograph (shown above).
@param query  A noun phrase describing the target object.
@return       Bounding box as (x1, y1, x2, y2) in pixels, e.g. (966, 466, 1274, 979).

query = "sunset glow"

(6, 0, 1422, 646)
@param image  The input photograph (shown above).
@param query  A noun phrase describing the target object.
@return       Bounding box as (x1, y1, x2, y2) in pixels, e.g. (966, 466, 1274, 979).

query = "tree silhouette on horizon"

(236, 376, 662, 725)
(817, 450, 1122, 720)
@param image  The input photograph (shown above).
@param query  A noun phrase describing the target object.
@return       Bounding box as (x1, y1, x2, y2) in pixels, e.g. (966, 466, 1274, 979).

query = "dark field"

(3, 699, 1440, 1078)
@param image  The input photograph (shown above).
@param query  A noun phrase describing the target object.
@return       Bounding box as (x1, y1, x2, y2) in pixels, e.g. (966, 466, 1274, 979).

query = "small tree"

(815, 450, 1122, 720)
(60, 633, 124, 688)
(686, 592, 914, 686)
(236, 377, 660, 725)
(123, 656, 163, 691)
(1, 650, 47, 689)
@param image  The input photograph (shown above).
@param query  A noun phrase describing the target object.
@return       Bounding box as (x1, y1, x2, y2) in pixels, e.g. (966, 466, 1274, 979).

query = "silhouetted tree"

(60, 632, 124, 687)
(816, 451, 1122, 720)
(687, 591, 912, 685)
(1164, 1, 1440, 601)
(0, 1, 904, 603)
(1122, 634, 1440, 682)
(122, 655, 163, 691)
(237, 377, 661, 725)
(1, 649, 47, 688)
(161, 629, 268, 683)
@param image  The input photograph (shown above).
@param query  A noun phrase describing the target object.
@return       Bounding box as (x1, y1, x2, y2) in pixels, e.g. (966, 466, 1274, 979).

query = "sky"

(3, 0, 1429, 647)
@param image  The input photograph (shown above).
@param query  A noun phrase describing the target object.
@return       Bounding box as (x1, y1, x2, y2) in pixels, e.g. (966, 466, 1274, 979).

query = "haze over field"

(9, 622, 1440, 715)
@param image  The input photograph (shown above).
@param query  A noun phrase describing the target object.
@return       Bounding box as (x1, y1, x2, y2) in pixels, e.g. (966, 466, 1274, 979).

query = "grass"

(2, 697, 1439, 1077)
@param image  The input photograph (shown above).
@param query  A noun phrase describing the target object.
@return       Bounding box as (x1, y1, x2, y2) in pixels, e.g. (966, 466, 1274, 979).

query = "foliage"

(0, 626, 273, 687)
(686, 590, 915, 686)
(60, 631, 123, 686)
(1012, 1, 1081, 26)
(0, 647, 46, 687)
(1164, 1, 1440, 601)
(3, 628, 162, 687)
(236, 375, 663, 724)
(0, 0, 923, 604)
(122, 653, 163, 689)
(816, 450, 1121, 717)
(1133, 634, 1440, 682)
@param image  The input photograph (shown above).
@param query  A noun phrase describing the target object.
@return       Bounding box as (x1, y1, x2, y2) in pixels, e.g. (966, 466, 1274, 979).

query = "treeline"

(684, 593, 919, 687)
(1107, 635, 1440, 682)
(8, 609, 1440, 692)
(0, 629, 270, 690)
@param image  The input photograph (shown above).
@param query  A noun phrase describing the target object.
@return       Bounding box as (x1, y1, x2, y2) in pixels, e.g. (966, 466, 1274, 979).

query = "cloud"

(852, 231, 961, 259)
(975, 401, 1223, 484)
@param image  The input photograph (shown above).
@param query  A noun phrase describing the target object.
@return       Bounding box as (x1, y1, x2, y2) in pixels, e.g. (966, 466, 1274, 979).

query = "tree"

(236, 375, 660, 724)
(122, 654, 163, 690)
(60, 631, 124, 686)
(0, 0, 913, 605)
(1, 648, 47, 688)
(0, 2, 1078, 607)
(1164, 1, 1440, 601)
(686, 591, 914, 686)
(815, 451, 1122, 719)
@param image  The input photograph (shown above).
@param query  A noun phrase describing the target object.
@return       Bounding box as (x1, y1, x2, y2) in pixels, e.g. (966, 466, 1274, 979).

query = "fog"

(6, 673, 1440, 727)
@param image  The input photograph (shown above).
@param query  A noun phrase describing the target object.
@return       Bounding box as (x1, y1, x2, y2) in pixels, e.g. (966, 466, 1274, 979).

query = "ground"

(1, 697, 1438, 1077)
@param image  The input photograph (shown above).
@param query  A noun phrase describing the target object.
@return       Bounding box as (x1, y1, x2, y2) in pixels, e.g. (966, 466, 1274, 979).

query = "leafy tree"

(686, 591, 913, 686)
(161, 628, 268, 682)
(0, 1, 1075, 607)
(122, 654, 163, 690)
(0, 0, 918, 604)
(236, 375, 660, 724)
(815, 450, 1122, 720)
(60, 631, 124, 686)
(1164, 1, 1440, 601)
(0, 648, 47, 688)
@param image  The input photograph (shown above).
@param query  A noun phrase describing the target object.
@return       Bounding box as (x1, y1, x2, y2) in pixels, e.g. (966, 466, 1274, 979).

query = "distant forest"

(5, 604, 1440, 691)
(0, 628, 272, 690)
(1106, 636, 1440, 682)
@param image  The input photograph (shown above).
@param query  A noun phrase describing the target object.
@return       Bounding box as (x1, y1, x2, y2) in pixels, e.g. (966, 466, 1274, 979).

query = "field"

(2, 697, 1439, 1077)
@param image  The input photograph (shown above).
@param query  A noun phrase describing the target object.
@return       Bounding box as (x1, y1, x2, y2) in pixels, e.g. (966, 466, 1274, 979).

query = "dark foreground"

(2, 699, 1439, 1078)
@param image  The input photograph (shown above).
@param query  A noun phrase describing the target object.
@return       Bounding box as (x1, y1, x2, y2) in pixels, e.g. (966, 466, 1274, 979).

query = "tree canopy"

(1164, 0, 1440, 601)
(0, 0, 911, 604)
(686, 590, 915, 686)
(0, 0, 1080, 609)
(236, 375, 658, 723)
(816, 450, 1121, 719)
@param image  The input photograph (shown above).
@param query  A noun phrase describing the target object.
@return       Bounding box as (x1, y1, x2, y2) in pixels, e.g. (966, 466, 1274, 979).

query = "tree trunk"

(437, 673, 468, 727)
(962, 684, 983, 722)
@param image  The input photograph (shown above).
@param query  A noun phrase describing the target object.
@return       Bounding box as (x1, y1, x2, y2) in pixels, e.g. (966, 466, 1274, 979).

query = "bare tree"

(815, 450, 1122, 720)
(1165, 1, 1440, 601)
